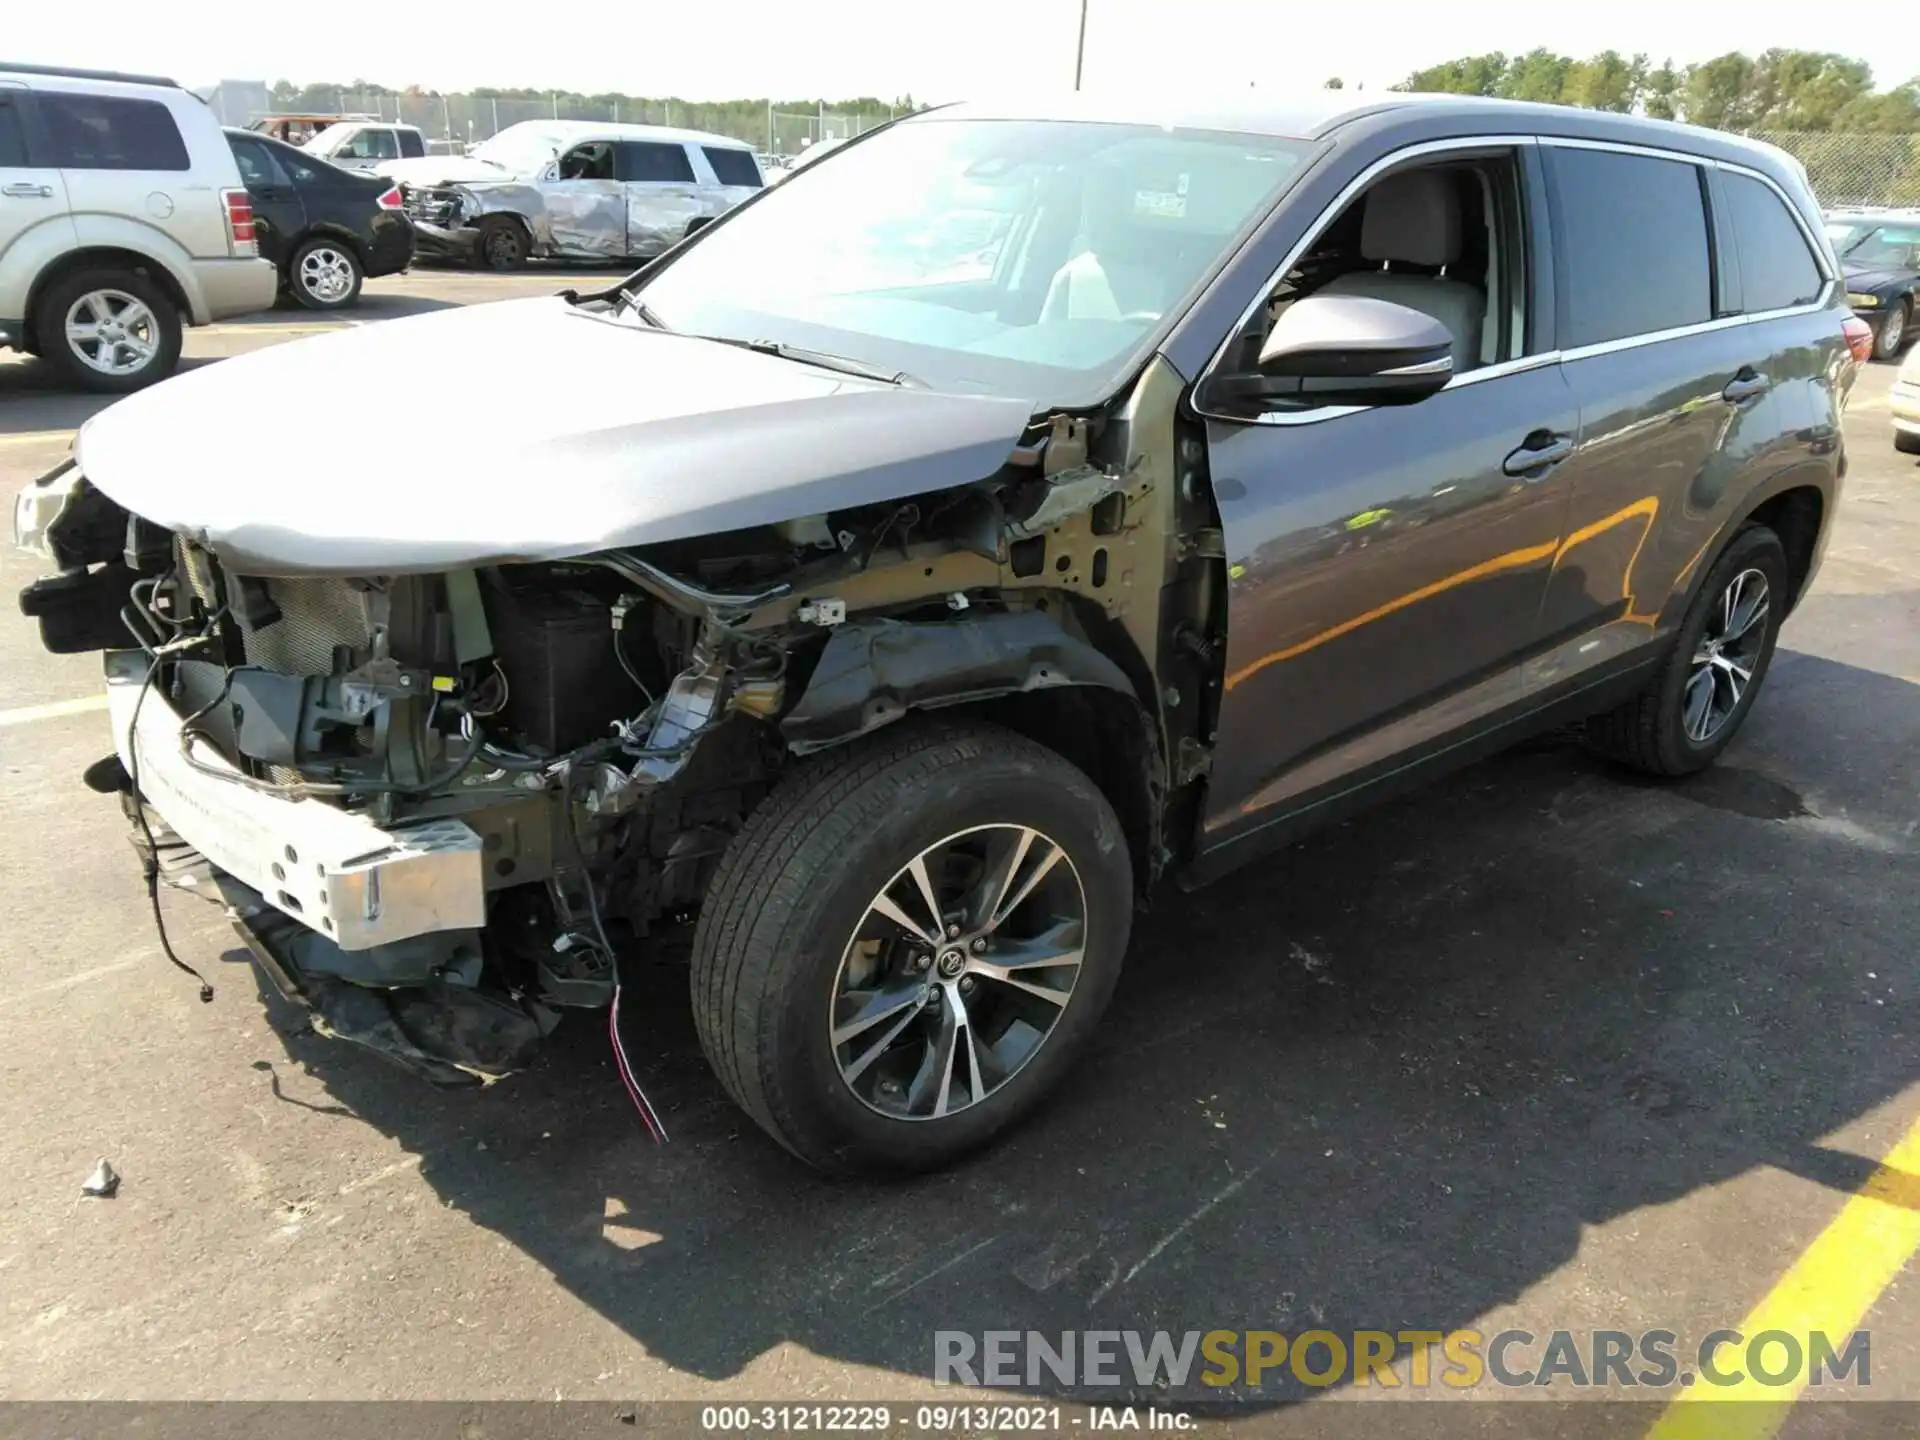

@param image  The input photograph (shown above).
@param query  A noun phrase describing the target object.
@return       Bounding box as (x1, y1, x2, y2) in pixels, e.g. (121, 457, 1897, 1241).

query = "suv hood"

(75, 298, 1037, 576)
(376, 155, 518, 186)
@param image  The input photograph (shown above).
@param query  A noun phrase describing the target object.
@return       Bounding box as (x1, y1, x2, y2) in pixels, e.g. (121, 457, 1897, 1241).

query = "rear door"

(0, 81, 74, 316)
(226, 132, 305, 271)
(616, 140, 703, 256)
(1526, 142, 1829, 691)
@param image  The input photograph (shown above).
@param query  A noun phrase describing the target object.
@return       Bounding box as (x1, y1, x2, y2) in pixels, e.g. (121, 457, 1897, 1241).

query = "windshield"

(1833, 222, 1920, 268)
(470, 124, 564, 174)
(635, 118, 1312, 404)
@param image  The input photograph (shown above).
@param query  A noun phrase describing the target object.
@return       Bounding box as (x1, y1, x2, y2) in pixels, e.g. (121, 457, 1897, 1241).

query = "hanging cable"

(124, 653, 215, 1004)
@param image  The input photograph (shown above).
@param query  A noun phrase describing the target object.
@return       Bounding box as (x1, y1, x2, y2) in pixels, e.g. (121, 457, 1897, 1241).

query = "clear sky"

(12, 0, 1919, 101)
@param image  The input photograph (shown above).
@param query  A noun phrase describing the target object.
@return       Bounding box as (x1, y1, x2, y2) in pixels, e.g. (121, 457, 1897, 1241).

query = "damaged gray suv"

(15, 94, 1854, 1173)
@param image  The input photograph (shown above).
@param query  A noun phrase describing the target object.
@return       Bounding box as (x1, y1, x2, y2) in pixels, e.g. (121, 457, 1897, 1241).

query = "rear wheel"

(289, 238, 363, 310)
(1897, 430, 1920, 456)
(1585, 525, 1788, 776)
(691, 720, 1132, 1175)
(1873, 298, 1909, 361)
(35, 268, 181, 393)
(473, 216, 530, 272)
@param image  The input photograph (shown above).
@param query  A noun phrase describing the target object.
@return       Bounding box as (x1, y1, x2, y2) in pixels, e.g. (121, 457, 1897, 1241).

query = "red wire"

(609, 983, 667, 1143)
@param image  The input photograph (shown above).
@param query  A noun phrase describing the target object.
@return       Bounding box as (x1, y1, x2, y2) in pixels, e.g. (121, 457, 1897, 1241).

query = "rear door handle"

(1723, 370, 1770, 403)
(1502, 430, 1574, 478)
(1, 182, 53, 199)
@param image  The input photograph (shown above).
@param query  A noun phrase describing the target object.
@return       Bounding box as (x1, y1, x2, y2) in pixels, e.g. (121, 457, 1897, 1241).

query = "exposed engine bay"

(16, 364, 1223, 1090)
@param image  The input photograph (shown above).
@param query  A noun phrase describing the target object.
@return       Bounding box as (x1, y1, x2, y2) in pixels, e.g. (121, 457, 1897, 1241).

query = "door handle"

(1502, 430, 1574, 478)
(1, 182, 53, 199)
(1722, 369, 1770, 403)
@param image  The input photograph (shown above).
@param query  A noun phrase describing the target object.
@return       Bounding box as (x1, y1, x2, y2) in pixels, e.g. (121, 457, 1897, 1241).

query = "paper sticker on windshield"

(1135, 173, 1190, 220)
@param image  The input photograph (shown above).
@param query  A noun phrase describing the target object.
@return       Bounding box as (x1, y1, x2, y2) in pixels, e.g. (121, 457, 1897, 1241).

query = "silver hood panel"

(75, 299, 1037, 576)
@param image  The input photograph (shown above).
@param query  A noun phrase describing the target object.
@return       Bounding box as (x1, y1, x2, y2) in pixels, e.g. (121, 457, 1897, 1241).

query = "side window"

(37, 93, 189, 171)
(1239, 150, 1535, 380)
(278, 145, 327, 186)
(557, 142, 616, 181)
(228, 137, 289, 189)
(0, 97, 28, 167)
(619, 141, 697, 184)
(1550, 147, 1711, 348)
(399, 129, 425, 158)
(336, 128, 399, 161)
(702, 145, 762, 188)
(1722, 173, 1823, 312)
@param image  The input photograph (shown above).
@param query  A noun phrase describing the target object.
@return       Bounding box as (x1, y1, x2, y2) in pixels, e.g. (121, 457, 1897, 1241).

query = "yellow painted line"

(0, 694, 108, 728)
(1646, 1110, 1920, 1440)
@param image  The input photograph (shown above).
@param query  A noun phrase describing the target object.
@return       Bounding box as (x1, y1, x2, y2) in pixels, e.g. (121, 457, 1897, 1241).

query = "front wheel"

(1585, 524, 1788, 776)
(472, 216, 530, 272)
(691, 721, 1133, 1174)
(1873, 298, 1909, 361)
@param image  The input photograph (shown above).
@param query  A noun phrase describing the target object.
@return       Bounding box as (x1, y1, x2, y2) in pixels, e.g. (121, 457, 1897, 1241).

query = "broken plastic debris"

(81, 1158, 120, 1198)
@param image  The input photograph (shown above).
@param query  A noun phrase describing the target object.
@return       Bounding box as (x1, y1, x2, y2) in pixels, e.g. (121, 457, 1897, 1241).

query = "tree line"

(1390, 49, 1920, 133)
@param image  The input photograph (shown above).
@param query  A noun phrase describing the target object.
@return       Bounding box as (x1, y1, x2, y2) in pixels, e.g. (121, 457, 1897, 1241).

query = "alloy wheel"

(64, 289, 159, 377)
(1684, 568, 1770, 743)
(298, 246, 355, 304)
(829, 824, 1086, 1121)
(1881, 304, 1907, 356)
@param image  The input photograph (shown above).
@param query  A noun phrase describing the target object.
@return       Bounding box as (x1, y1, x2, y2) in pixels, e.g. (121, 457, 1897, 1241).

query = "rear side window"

(702, 145, 762, 188)
(228, 136, 290, 189)
(38, 93, 189, 171)
(1551, 147, 1711, 348)
(1722, 173, 1824, 312)
(619, 141, 697, 183)
(0, 98, 28, 167)
(399, 130, 425, 158)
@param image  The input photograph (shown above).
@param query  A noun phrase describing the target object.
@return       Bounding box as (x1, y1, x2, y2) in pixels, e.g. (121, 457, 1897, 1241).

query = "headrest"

(1361, 170, 1462, 267)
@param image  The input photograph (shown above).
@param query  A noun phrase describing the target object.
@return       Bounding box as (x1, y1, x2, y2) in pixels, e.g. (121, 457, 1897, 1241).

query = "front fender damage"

(781, 611, 1136, 753)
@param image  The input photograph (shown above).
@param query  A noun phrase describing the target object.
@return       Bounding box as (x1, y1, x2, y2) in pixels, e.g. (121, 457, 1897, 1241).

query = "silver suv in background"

(0, 63, 277, 392)
(378, 120, 765, 270)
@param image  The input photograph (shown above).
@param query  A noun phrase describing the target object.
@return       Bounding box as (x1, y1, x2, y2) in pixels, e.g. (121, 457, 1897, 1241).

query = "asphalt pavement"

(0, 270, 1914, 1434)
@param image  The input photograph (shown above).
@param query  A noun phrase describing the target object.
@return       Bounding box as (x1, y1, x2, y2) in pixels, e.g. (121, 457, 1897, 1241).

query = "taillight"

(376, 185, 404, 211)
(222, 188, 256, 255)
(1842, 314, 1874, 365)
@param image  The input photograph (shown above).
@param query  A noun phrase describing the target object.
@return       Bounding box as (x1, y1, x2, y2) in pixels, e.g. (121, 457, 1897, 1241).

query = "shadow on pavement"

(242, 647, 1918, 1408)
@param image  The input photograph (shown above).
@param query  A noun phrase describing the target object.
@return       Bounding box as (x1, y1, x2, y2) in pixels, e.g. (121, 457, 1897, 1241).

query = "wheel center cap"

(936, 948, 966, 978)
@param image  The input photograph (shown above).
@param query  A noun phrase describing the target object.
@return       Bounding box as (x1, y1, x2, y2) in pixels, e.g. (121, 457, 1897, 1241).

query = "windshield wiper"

(619, 292, 671, 331)
(708, 336, 924, 388)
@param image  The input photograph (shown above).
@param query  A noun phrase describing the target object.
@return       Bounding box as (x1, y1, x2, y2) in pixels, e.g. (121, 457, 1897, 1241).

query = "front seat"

(1318, 170, 1483, 370)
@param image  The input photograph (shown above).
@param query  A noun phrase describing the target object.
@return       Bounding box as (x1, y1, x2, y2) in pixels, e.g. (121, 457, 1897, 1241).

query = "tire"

(1584, 524, 1789, 776)
(691, 720, 1133, 1175)
(1872, 298, 1909, 362)
(472, 216, 530, 272)
(1896, 430, 1920, 456)
(34, 267, 182, 393)
(289, 237, 364, 310)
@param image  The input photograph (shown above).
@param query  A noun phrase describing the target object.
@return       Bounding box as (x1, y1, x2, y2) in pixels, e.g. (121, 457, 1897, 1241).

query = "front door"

(546, 141, 626, 258)
(1198, 144, 1576, 854)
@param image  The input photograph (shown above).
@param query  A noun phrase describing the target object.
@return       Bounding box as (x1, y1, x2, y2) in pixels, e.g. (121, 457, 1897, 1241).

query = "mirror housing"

(1205, 294, 1455, 413)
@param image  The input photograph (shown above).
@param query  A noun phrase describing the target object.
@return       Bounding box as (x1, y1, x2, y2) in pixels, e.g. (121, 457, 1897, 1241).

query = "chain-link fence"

(1748, 131, 1920, 209)
(323, 91, 893, 157)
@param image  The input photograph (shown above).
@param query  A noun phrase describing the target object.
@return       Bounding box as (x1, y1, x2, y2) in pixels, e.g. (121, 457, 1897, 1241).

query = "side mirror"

(1207, 294, 1454, 413)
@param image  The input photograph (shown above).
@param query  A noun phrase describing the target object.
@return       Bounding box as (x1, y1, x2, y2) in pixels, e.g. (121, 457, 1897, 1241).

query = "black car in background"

(223, 128, 415, 310)
(1825, 209, 1920, 360)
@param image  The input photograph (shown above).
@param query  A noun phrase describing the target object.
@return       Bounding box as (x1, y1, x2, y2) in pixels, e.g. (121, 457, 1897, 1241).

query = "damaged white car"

(380, 119, 764, 271)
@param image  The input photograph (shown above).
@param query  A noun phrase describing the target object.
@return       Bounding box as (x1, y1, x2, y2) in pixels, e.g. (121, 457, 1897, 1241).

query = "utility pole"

(1074, 0, 1089, 90)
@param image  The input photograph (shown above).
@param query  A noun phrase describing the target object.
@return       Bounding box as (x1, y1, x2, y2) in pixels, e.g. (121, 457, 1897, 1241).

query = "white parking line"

(0, 694, 108, 728)
(0, 429, 77, 447)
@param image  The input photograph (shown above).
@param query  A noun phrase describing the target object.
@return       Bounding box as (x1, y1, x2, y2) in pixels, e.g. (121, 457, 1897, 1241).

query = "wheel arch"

(296, 224, 371, 266)
(23, 247, 192, 353)
(1660, 472, 1832, 632)
(779, 611, 1163, 896)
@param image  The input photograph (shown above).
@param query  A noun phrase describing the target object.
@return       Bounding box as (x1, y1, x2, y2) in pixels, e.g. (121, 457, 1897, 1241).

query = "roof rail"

(0, 60, 181, 89)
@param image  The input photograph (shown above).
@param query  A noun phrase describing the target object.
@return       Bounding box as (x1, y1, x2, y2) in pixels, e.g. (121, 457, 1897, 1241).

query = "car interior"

(557, 142, 617, 181)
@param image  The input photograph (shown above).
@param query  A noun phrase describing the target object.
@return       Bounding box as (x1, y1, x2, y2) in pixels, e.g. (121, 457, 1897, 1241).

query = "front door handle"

(1722, 369, 1770, 403)
(1502, 430, 1574, 478)
(1, 182, 54, 199)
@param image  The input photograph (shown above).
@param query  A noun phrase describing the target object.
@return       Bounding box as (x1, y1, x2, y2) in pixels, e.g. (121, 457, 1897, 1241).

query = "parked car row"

(1824, 206, 1920, 362)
